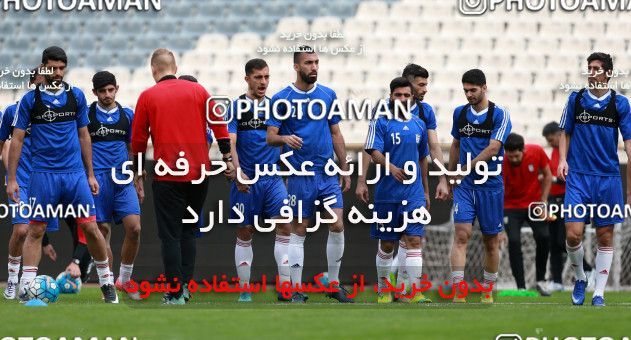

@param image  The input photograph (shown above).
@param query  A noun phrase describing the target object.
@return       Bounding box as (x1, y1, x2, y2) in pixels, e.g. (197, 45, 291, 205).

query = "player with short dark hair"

(8, 46, 117, 303)
(502, 132, 552, 296)
(558, 52, 631, 307)
(266, 46, 353, 303)
(225, 58, 292, 302)
(356, 63, 448, 298)
(365, 77, 430, 304)
(1, 68, 60, 299)
(88, 70, 142, 300)
(448, 68, 512, 304)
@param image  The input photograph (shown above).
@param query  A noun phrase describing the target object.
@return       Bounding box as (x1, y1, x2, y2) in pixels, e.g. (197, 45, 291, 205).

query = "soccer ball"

(56, 272, 82, 294)
(26, 275, 60, 303)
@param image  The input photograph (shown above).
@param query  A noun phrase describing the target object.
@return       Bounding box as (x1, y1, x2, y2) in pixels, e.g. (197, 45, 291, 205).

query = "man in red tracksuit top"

(502, 132, 552, 296)
(132, 48, 233, 304)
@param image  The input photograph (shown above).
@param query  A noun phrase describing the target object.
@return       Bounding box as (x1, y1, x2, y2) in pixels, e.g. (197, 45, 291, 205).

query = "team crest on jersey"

(416, 134, 420, 143)
(528, 164, 534, 172)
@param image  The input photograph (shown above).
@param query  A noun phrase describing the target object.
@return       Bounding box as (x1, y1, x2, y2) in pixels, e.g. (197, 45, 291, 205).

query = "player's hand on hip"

(340, 175, 351, 193)
(6, 179, 19, 203)
(282, 135, 303, 149)
(557, 160, 569, 181)
(65, 262, 81, 278)
(355, 179, 369, 204)
(435, 177, 449, 200)
(42, 244, 57, 261)
(389, 165, 407, 183)
(88, 175, 99, 195)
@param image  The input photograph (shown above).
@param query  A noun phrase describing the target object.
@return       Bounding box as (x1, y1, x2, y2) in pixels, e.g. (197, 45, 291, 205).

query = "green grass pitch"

(2, 286, 631, 339)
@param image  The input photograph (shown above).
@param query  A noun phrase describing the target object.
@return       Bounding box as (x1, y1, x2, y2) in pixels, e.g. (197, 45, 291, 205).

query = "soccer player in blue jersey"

(557, 52, 631, 307)
(365, 77, 430, 304)
(7, 46, 117, 303)
(88, 71, 141, 301)
(1, 69, 60, 299)
(355, 64, 448, 297)
(226, 59, 291, 302)
(448, 69, 511, 304)
(266, 46, 353, 303)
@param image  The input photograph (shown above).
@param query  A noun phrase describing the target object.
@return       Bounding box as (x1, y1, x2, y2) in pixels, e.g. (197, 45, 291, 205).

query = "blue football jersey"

(90, 102, 134, 173)
(560, 89, 631, 176)
(450, 102, 511, 190)
(266, 83, 341, 172)
(365, 114, 429, 203)
(228, 95, 280, 179)
(14, 84, 90, 173)
(0, 103, 31, 186)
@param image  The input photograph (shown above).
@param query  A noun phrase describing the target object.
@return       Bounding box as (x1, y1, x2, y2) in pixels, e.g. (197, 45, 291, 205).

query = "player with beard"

(9, 46, 117, 303)
(448, 69, 511, 304)
(225, 59, 292, 302)
(266, 46, 353, 303)
(502, 132, 552, 296)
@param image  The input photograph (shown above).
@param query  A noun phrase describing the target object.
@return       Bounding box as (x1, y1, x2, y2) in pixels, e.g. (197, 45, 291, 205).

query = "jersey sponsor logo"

(416, 134, 420, 144)
(91, 124, 127, 138)
(577, 110, 615, 125)
(34, 109, 76, 122)
(528, 164, 534, 172)
(460, 123, 492, 137)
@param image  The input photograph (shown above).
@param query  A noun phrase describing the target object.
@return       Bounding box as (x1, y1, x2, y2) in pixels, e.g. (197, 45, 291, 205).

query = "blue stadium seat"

(183, 20, 211, 35)
(118, 52, 149, 69)
(214, 18, 242, 35)
(116, 20, 145, 34)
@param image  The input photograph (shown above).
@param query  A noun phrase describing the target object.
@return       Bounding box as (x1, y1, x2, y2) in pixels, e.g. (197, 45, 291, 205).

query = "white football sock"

(288, 233, 305, 286)
(405, 248, 423, 291)
(95, 259, 112, 286)
(566, 241, 587, 281)
(396, 240, 408, 292)
(119, 263, 133, 284)
(483, 270, 498, 292)
(235, 238, 253, 289)
(19, 265, 37, 288)
(274, 235, 290, 284)
(594, 246, 613, 297)
(376, 244, 394, 291)
(326, 230, 344, 284)
(7, 255, 21, 283)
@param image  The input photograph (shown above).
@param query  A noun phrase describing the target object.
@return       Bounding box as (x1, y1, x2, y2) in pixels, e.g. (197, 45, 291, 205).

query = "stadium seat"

(500, 71, 532, 87)
(505, 21, 538, 37)
(495, 37, 525, 52)
(197, 33, 230, 52)
(276, 17, 309, 34)
(473, 21, 507, 35)
(389, 1, 421, 17)
(343, 18, 375, 35)
(311, 17, 343, 33)
(573, 21, 606, 39)
(539, 22, 572, 36)
(460, 38, 494, 55)
(447, 54, 481, 69)
(513, 54, 547, 72)
(375, 18, 409, 35)
(421, 3, 454, 18)
(356, 1, 389, 19)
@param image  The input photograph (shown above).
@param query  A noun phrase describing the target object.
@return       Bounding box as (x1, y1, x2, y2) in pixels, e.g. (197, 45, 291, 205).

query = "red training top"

(503, 144, 550, 209)
(131, 75, 229, 182)
(548, 147, 565, 196)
